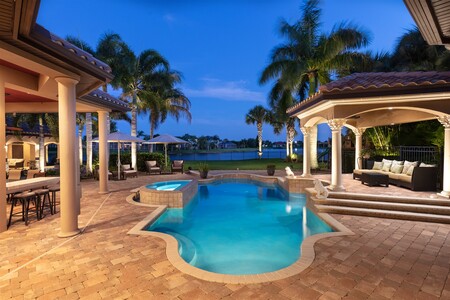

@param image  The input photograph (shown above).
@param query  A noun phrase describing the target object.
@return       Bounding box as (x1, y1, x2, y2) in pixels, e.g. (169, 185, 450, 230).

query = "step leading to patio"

(315, 192, 450, 224)
(316, 198, 450, 215)
(316, 205, 450, 224)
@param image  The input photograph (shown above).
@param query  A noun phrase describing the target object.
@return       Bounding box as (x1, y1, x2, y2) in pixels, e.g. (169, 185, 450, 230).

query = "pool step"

(316, 205, 450, 224)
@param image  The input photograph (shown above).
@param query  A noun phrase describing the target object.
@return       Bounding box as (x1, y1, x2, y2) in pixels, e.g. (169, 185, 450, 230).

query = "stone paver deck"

(1, 171, 450, 299)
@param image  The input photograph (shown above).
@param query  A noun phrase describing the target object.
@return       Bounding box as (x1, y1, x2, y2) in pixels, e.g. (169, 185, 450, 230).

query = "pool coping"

(126, 174, 354, 284)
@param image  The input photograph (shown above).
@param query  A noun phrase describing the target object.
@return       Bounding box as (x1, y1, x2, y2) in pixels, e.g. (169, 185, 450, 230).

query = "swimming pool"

(146, 180, 192, 191)
(148, 179, 333, 275)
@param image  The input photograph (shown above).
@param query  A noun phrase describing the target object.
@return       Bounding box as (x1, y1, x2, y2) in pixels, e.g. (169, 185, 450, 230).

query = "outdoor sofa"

(8, 159, 24, 169)
(353, 159, 437, 191)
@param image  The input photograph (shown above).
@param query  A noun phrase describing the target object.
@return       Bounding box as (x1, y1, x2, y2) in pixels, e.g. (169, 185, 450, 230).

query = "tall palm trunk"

(309, 74, 319, 169)
(257, 122, 263, 158)
(39, 114, 45, 172)
(78, 125, 83, 166)
(149, 112, 157, 153)
(131, 91, 137, 169)
(86, 113, 93, 173)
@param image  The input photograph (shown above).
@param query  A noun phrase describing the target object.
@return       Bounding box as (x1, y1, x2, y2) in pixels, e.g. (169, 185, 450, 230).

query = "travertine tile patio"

(1, 171, 450, 299)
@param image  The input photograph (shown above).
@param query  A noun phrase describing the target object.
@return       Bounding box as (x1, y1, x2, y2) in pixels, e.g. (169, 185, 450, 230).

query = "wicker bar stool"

(8, 191, 37, 228)
(34, 188, 51, 218)
(48, 185, 60, 214)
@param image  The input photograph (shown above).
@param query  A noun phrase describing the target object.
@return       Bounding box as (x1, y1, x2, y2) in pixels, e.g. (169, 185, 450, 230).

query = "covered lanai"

(0, 0, 129, 234)
(287, 71, 450, 197)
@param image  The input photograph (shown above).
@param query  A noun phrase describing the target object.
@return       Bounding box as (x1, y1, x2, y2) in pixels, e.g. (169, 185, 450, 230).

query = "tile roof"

(287, 71, 450, 115)
(321, 71, 450, 93)
(81, 89, 130, 112)
(34, 24, 112, 75)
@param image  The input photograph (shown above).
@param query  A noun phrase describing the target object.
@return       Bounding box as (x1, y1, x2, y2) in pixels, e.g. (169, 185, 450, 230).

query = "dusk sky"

(37, 0, 415, 142)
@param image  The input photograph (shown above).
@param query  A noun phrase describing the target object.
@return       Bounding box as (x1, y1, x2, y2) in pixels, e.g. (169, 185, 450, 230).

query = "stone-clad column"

(352, 128, 366, 170)
(438, 116, 450, 198)
(328, 119, 346, 191)
(55, 77, 80, 237)
(98, 111, 109, 194)
(300, 127, 312, 177)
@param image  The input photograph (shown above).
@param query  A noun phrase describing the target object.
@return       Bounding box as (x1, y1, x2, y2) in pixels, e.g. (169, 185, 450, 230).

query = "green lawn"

(184, 159, 302, 171)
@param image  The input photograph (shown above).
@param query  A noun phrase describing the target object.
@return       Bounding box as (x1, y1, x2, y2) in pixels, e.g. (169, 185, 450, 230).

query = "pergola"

(287, 71, 450, 197)
(0, 1, 129, 235)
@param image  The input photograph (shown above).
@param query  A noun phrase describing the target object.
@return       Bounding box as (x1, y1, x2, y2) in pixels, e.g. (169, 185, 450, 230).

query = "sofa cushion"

(353, 169, 363, 175)
(406, 165, 415, 176)
(388, 173, 402, 180)
(382, 162, 392, 172)
(419, 162, 436, 168)
(397, 174, 412, 183)
(402, 160, 419, 174)
(391, 164, 404, 174)
(372, 161, 383, 170)
(390, 160, 403, 172)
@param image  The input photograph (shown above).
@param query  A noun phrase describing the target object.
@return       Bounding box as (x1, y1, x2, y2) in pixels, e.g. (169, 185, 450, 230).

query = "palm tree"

(245, 105, 270, 158)
(76, 113, 86, 166)
(260, 0, 370, 167)
(138, 85, 192, 141)
(67, 34, 131, 169)
(116, 48, 172, 168)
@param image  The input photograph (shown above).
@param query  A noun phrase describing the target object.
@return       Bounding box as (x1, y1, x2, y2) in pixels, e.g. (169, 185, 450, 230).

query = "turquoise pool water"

(146, 180, 192, 191)
(148, 179, 333, 275)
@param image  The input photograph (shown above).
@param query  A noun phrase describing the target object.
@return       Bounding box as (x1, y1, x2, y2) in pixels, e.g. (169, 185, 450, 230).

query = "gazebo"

(287, 71, 450, 198)
(0, 1, 129, 235)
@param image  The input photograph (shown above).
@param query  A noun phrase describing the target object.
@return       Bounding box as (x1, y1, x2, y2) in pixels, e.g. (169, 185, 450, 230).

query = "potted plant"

(267, 164, 275, 176)
(198, 163, 209, 179)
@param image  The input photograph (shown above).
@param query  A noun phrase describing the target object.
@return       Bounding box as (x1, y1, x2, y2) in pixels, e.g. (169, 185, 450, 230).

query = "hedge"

(108, 152, 167, 172)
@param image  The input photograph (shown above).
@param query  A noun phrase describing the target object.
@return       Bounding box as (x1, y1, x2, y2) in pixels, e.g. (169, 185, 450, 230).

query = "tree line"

(245, 0, 448, 165)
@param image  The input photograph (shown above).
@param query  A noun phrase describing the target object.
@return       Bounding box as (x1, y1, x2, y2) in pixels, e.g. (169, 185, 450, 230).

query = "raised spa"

(148, 179, 333, 275)
(146, 180, 192, 191)
(140, 180, 197, 208)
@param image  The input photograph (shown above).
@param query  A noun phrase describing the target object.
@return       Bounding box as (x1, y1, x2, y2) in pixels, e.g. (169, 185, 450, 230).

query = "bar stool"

(8, 191, 37, 228)
(48, 185, 60, 214)
(34, 188, 51, 218)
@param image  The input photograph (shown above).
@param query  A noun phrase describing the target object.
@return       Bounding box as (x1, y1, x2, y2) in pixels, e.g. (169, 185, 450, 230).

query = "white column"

(98, 111, 109, 194)
(438, 116, 450, 198)
(328, 119, 346, 191)
(0, 78, 6, 232)
(55, 77, 80, 237)
(352, 128, 365, 170)
(300, 127, 312, 177)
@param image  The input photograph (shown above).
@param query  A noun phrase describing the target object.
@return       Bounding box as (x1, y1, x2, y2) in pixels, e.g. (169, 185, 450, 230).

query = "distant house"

(272, 142, 286, 148)
(219, 141, 237, 149)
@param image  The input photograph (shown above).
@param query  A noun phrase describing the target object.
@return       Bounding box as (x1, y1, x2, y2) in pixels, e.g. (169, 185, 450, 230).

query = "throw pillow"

(390, 160, 404, 172)
(391, 164, 403, 174)
(419, 162, 436, 168)
(406, 165, 415, 176)
(382, 159, 392, 165)
(382, 162, 392, 172)
(402, 160, 419, 174)
(372, 161, 383, 170)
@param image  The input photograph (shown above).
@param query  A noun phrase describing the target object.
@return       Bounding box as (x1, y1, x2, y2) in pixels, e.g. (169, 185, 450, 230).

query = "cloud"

(185, 78, 265, 103)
